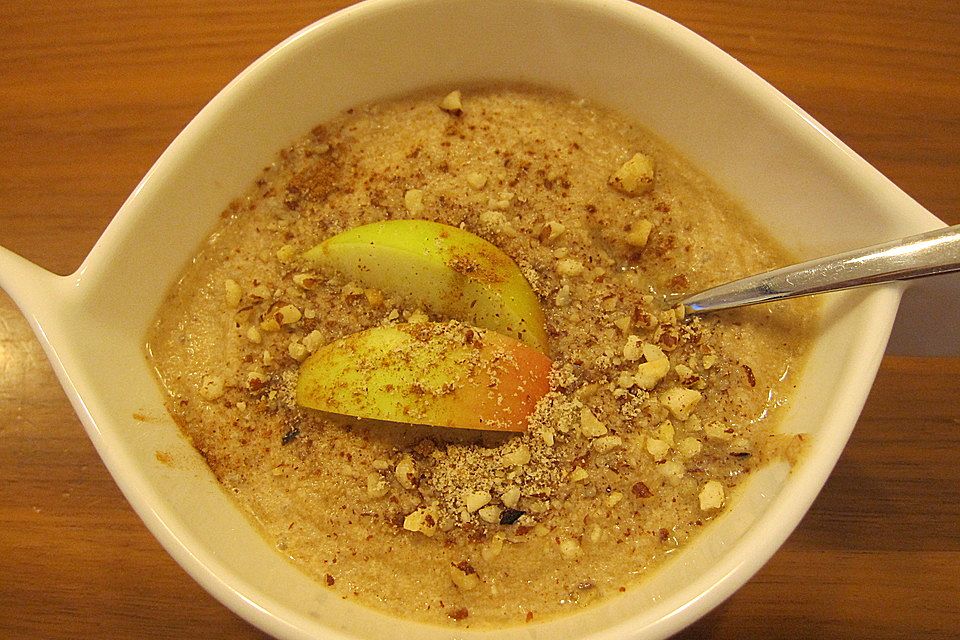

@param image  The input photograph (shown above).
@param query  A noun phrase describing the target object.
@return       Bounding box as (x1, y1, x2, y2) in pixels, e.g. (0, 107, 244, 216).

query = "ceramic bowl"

(0, 0, 946, 638)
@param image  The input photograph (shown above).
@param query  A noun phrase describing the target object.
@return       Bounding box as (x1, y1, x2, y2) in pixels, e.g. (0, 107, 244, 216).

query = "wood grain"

(0, 1, 956, 638)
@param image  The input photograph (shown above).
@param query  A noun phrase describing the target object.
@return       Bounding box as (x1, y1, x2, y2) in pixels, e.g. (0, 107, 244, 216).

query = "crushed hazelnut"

(403, 504, 440, 537)
(592, 435, 623, 453)
(569, 467, 589, 482)
(366, 472, 389, 498)
(501, 445, 531, 467)
(224, 279, 242, 309)
(199, 375, 225, 401)
(556, 258, 585, 277)
(395, 455, 418, 490)
(677, 436, 702, 458)
(276, 244, 297, 263)
(558, 538, 582, 559)
(464, 490, 492, 513)
(500, 486, 521, 509)
(625, 220, 654, 248)
(660, 387, 703, 420)
(404, 189, 425, 215)
(478, 505, 502, 524)
(579, 407, 608, 437)
(609, 152, 655, 195)
(538, 221, 566, 243)
(439, 90, 463, 115)
(699, 480, 725, 511)
(288, 341, 310, 362)
(646, 437, 670, 459)
(466, 172, 488, 190)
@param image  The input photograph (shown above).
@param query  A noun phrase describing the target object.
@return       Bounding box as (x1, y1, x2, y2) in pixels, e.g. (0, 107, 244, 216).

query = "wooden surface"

(0, 1, 957, 638)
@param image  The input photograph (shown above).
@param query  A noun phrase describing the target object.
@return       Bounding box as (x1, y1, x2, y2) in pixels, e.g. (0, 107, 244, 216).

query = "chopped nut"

(466, 172, 488, 190)
(276, 244, 297, 263)
(538, 221, 566, 243)
(199, 375, 225, 401)
(659, 460, 685, 484)
(554, 285, 572, 307)
(569, 467, 589, 483)
(481, 534, 505, 562)
(643, 342, 667, 362)
(622, 335, 643, 361)
(449, 561, 480, 590)
(366, 472, 389, 498)
(404, 189, 425, 215)
(704, 421, 734, 441)
(588, 523, 603, 543)
(259, 316, 281, 332)
(558, 538, 582, 559)
(246, 326, 262, 344)
(464, 490, 492, 513)
(403, 504, 440, 537)
(646, 437, 670, 459)
(276, 304, 302, 325)
(605, 491, 624, 508)
(556, 258, 585, 277)
(591, 435, 623, 453)
(658, 420, 675, 445)
(675, 364, 700, 387)
(224, 279, 242, 308)
(439, 90, 463, 115)
(501, 445, 531, 467)
(302, 330, 324, 353)
(288, 340, 310, 362)
(625, 220, 654, 248)
(292, 273, 318, 289)
(479, 209, 516, 235)
(677, 436, 703, 458)
(660, 387, 703, 420)
(477, 505, 502, 524)
(609, 152, 655, 195)
(407, 309, 429, 324)
(702, 354, 718, 370)
(500, 486, 521, 509)
(634, 357, 670, 390)
(364, 288, 385, 308)
(699, 480, 725, 511)
(579, 407, 608, 437)
(395, 455, 418, 490)
(634, 310, 659, 331)
(249, 283, 272, 299)
(247, 370, 267, 390)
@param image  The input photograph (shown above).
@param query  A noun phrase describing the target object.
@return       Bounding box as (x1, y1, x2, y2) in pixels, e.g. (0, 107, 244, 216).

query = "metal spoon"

(676, 224, 960, 314)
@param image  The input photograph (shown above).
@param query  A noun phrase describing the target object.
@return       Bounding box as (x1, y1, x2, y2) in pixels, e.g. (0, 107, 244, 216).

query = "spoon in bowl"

(674, 224, 960, 314)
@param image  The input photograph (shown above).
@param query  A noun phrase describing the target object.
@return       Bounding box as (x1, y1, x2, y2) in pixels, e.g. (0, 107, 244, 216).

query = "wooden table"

(0, 1, 957, 638)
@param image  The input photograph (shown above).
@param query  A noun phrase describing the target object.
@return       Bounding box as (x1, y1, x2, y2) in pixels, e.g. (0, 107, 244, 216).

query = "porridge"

(146, 86, 815, 626)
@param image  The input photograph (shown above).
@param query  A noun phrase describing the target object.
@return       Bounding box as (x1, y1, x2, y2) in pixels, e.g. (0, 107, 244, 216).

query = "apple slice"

(303, 220, 549, 352)
(296, 322, 552, 432)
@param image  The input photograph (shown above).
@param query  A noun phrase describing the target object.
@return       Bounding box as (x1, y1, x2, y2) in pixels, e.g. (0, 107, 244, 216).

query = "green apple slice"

(303, 220, 549, 352)
(296, 322, 552, 432)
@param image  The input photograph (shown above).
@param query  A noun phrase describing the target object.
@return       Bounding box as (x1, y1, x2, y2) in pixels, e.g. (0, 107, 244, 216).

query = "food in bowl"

(146, 86, 815, 626)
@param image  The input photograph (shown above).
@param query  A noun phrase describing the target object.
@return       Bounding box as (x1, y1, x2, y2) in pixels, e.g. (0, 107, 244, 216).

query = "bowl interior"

(41, 0, 942, 638)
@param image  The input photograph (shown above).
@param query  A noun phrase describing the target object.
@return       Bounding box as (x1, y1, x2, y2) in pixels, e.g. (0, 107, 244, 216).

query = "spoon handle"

(679, 224, 960, 314)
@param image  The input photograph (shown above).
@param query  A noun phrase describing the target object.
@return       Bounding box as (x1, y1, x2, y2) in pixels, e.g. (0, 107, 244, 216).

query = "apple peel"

(296, 322, 552, 432)
(303, 220, 550, 352)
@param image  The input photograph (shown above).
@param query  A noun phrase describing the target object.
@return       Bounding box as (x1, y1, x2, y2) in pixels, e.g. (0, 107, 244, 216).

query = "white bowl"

(0, 0, 946, 638)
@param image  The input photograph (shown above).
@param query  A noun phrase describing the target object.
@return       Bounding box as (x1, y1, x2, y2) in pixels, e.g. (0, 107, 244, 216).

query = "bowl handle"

(0, 244, 70, 330)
